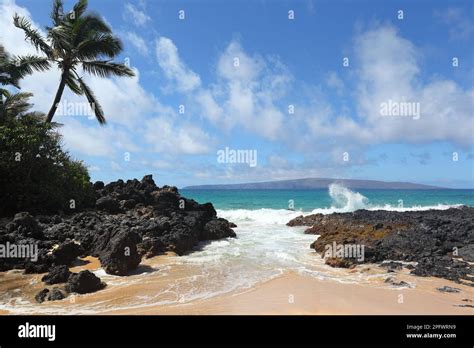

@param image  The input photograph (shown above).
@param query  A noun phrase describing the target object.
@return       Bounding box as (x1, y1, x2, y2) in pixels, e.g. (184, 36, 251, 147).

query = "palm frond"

(65, 72, 82, 95)
(76, 33, 122, 59)
(72, 13, 112, 47)
(51, 0, 64, 25)
(27, 111, 47, 121)
(0, 45, 49, 88)
(0, 91, 33, 120)
(77, 77, 106, 124)
(13, 14, 53, 58)
(0, 88, 11, 99)
(47, 24, 73, 54)
(82, 60, 134, 78)
(13, 55, 51, 76)
(72, 0, 88, 19)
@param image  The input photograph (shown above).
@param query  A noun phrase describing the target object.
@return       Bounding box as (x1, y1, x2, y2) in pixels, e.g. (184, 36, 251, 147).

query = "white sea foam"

(329, 183, 369, 211)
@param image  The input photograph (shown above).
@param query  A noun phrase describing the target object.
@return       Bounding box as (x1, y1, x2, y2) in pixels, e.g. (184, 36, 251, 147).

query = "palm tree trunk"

(46, 71, 67, 123)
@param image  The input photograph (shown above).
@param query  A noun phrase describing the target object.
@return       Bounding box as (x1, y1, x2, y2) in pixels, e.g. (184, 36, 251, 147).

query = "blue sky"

(1, 0, 473, 187)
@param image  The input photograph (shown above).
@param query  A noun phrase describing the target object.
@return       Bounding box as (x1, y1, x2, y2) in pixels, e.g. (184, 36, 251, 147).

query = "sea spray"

(328, 183, 369, 211)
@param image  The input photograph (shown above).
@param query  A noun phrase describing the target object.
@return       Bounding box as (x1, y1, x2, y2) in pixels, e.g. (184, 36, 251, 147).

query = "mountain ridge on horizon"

(182, 178, 448, 190)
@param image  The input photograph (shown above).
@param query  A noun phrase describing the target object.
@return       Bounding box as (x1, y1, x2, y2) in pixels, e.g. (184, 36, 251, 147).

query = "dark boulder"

(96, 196, 121, 214)
(65, 270, 106, 294)
(35, 288, 49, 303)
(159, 223, 199, 255)
(41, 265, 71, 285)
(23, 248, 52, 274)
(141, 174, 156, 187)
(201, 218, 236, 240)
(52, 241, 84, 266)
(380, 261, 403, 272)
(325, 257, 354, 268)
(47, 287, 66, 301)
(44, 222, 73, 242)
(98, 230, 142, 276)
(6, 212, 43, 239)
(120, 199, 137, 210)
(151, 190, 180, 211)
(93, 181, 105, 190)
(437, 286, 461, 293)
(458, 245, 474, 262)
(384, 277, 411, 287)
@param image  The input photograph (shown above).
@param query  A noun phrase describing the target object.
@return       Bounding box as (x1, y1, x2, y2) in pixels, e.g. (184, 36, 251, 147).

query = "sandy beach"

(0, 254, 472, 315)
(104, 272, 474, 315)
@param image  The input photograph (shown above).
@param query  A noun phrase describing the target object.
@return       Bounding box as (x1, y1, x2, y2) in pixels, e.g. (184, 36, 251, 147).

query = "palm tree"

(0, 44, 50, 122)
(13, 0, 134, 125)
(0, 44, 50, 92)
(0, 91, 34, 121)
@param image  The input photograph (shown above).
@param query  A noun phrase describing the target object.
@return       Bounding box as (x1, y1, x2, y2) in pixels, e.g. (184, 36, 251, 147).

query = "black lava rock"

(35, 288, 49, 303)
(96, 196, 121, 214)
(41, 265, 71, 285)
(437, 286, 461, 293)
(97, 230, 142, 276)
(52, 241, 84, 266)
(65, 270, 106, 294)
(47, 287, 66, 301)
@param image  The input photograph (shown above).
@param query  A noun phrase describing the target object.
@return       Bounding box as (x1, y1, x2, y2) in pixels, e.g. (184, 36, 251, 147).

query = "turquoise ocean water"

(182, 186, 474, 212)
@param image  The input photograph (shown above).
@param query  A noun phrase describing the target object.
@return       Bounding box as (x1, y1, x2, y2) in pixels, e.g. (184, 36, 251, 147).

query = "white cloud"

(304, 25, 474, 147)
(208, 41, 291, 139)
(0, 0, 38, 55)
(153, 37, 292, 140)
(85, 67, 169, 127)
(195, 89, 224, 123)
(123, 3, 151, 27)
(155, 37, 201, 92)
(435, 7, 474, 40)
(217, 41, 264, 83)
(144, 117, 211, 155)
(326, 71, 344, 95)
(212, 41, 292, 139)
(60, 119, 138, 157)
(354, 25, 473, 145)
(123, 31, 149, 56)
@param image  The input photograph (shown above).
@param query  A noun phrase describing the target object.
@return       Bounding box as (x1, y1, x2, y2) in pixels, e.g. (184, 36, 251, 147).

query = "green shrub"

(0, 115, 95, 216)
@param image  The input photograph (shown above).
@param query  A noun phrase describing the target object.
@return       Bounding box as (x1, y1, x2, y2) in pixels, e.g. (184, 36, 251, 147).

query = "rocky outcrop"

(287, 207, 473, 284)
(47, 288, 66, 301)
(41, 265, 71, 285)
(51, 241, 84, 266)
(96, 196, 121, 214)
(34, 289, 49, 303)
(95, 230, 142, 276)
(65, 270, 106, 294)
(0, 175, 236, 283)
(201, 218, 237, 240)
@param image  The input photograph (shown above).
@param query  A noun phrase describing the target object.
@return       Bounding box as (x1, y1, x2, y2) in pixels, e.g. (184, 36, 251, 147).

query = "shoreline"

(0, 255, 472, 315)
(99, 271, 474, 315)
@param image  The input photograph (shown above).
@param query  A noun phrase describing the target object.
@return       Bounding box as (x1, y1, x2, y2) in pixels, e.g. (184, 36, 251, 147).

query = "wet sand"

(0, 254, 472, 315)
(102, 271, 474, 315)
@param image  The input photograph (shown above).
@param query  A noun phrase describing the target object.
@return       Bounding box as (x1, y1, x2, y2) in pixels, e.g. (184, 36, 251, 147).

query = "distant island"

(183, 178, 444, 190)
